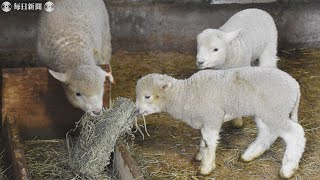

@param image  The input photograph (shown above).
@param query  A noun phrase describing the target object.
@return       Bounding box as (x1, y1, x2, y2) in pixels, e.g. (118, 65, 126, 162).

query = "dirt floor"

(111, 49, 320, 180)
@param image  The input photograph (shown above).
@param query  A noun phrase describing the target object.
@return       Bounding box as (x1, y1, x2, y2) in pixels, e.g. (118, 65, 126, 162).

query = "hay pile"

(24, 139, 72, 179)
(24, 97, 138, 179)
(67, 97, 138, 178)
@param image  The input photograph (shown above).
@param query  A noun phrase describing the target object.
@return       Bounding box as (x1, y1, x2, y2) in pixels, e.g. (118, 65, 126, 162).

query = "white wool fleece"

(197, 8, 278, 69)
(38, 0, 112, 115)
(136, 67, 305, 178)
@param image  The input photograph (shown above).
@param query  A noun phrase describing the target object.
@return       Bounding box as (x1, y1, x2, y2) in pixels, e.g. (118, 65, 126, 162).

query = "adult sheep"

(38, 0, 113, 116)
(136, 67, 305, 178)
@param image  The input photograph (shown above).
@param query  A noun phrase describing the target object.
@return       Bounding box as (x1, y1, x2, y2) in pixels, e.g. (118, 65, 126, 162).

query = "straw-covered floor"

(24, 98, 137, 179)
(0, 136, 8, 180)
(112, 49, 320, 179)
(0, 152, 5, 180)
(24, 138, 115, 179)
(24, 139, 73, 179)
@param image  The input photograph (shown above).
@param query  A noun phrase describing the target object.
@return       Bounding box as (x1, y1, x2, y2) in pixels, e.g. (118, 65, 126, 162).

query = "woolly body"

(38, 0, 112, 115)
(197, 8, 278, 69)
(136, 67, 305, 178)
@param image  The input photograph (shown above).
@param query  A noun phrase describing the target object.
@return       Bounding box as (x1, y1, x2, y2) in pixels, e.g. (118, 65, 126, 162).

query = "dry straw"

(24, 139, 72, 179)
(66, 97, 138, 178)
(0, 150, 7, 180)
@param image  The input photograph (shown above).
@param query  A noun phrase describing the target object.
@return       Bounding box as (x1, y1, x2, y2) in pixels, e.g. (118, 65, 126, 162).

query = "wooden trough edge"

(3, 117, 29, 180)
(115, 140, 145, 180)
(1, 67, 144, 180)
(2, 118, 145, 180)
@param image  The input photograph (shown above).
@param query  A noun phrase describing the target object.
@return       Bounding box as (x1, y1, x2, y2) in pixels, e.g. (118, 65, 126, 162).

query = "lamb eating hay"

(38, 0, 113, 116)
(66, 97, 138, 178)
(135, 67, 305, 179)
(196, 8, 278, 69)
(196, 8, 278, 128)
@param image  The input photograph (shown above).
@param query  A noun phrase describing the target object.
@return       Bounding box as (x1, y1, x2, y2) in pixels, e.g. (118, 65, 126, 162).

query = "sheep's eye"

(76, 92, 81, 96)
(145, 96, 150, 99)
(213, 48, 219, 52)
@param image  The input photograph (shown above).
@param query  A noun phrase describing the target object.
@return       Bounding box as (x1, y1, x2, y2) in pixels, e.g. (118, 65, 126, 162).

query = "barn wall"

(107, 0, 320, 51)
(0, 0, 319, 66)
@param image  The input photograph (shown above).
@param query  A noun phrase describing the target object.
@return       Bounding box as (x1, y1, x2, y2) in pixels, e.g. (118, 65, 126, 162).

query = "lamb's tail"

(290, 92, 300, 122)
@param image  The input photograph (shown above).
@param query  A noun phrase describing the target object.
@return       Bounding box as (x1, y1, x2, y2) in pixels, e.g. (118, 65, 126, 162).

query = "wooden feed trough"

(1, 66, 144, 180)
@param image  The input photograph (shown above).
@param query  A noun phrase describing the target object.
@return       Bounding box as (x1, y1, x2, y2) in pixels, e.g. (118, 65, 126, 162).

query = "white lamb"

(196, 8, 278, 69)
(38, 0, 113, 116)
(196, 8, 278, 128)
(136, 67, 305, 178)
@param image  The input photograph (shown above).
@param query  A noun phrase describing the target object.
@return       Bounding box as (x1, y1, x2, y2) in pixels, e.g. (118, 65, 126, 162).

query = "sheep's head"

(196, 28, 241, 69)
(136, 74, 173, 116)
(49, 65, 113, 116)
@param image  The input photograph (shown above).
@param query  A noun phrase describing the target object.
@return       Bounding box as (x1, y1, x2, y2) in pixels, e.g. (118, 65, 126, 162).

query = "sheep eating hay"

(136, 67, 305, 178)
(38, 0, 113, 116)
(66, 97, 138, 178)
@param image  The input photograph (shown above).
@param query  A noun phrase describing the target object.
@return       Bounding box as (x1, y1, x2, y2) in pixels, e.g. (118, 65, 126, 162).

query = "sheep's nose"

(197, 61, 205, 66)
(92, 110, 101, 115)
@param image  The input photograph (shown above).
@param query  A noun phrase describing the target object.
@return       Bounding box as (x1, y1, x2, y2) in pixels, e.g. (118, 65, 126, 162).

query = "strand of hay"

(0, 150, 7, 180)
(0, 135, 9, 180)
(66, 97, 138, 178)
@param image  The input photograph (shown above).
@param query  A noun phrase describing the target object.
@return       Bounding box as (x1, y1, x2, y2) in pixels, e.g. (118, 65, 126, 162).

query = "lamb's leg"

(231, 117, 243, 128)
(241, 118, 278, 162)
(258, 43, 278, 68)
(198, 127, 220, 176)
(279, 121, 305, 179)
(194, 138, 205, 162)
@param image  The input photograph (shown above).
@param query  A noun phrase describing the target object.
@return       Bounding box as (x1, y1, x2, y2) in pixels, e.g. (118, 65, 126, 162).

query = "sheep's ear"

(49, 69, 67, 82)
(101, 69, 115, 84)
(159, 81, 171, 91)
(224, 29, 241, 43)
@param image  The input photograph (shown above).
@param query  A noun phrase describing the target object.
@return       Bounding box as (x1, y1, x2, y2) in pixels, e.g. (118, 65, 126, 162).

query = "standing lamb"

(38, 0, 113, 116)
(197, 8, 278, 69)
(136, 67, 305, 178)
(196, 8, 278, 128)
